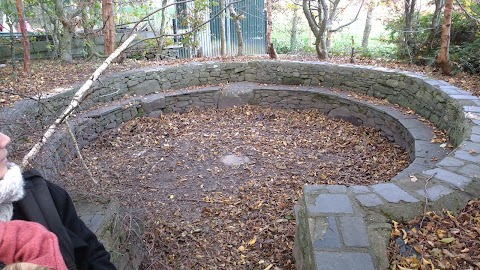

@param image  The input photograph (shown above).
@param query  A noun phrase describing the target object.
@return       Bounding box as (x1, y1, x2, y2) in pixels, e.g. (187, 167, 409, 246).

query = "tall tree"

(266, 0, 277, 58)
(53, 0, 81, 62)
(229, 3, 244, 56)
(403, 0, 416, 57)
(219, 0, 226, 56)
(362, 0, 375, 51)
(422, 0, 444, 49)
(303, 0, 364, 60)
(436, 0, 453, 74)
(102, 0, 115, 55)
(290, 1, 300, 51)
(15, 0, 31, 77)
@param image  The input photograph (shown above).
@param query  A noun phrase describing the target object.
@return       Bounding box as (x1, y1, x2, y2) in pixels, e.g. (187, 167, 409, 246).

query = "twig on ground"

(419, 172, 437, 228)
(66, 120, 98, 184)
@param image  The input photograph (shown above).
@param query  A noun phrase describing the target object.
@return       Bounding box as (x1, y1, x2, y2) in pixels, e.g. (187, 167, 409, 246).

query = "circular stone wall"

(3, 61, 480, 270)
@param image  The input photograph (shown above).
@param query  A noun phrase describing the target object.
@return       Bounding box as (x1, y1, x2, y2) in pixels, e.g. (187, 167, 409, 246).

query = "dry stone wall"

(4, 60, 480, 270)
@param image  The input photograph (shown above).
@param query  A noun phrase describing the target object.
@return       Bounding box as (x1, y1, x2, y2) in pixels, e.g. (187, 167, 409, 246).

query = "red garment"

(0, 220, 67, 270)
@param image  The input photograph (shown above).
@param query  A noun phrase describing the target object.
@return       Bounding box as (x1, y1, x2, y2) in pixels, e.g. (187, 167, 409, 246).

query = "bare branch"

(330, 0, 365, 32)
(455, 0, 480, 24)
(127, 0, 243, 49)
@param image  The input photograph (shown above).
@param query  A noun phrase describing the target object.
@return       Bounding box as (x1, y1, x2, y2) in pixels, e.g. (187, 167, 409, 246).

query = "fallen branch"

(419, 172, 437, 228)
(66, 120, 98, 184)
(21, 34, 137, 168)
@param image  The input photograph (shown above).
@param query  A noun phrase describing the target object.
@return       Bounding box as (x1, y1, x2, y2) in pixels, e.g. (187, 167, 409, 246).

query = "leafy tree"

(302, 0, 364, 60)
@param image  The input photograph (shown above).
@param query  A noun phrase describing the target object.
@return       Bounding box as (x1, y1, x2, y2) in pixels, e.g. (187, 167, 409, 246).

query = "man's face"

(0, 132, 11, 179)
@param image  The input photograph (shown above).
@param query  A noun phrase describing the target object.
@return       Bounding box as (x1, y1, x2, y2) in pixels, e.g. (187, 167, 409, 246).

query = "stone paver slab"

(371, 183, 419, 203)
(470, 134, 480, 143)
(314, 252, 375, 270)
(458, 164, 480, 178)
(339, 217, 370, 247)
(311, 217, 341, 249)
(355, 193, 384, 207)
(326, 185, 347, 193)
(437, 157, 465, 167)
(416, 185, 454, 201)
(455, 150, 480, 163)
(349, 185, 371, 194)
(423, 168, 472, 189)
(307, 194, 354, 215)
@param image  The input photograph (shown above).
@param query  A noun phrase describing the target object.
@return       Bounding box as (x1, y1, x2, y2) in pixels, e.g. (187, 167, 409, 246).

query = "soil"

(58, 105, 410, 269)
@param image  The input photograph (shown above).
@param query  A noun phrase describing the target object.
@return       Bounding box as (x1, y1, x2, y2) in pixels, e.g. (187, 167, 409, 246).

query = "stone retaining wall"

(3, 61, 480, 270)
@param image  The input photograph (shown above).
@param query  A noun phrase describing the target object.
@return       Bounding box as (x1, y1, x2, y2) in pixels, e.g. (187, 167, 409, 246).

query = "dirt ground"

(59, 106, 409, 269)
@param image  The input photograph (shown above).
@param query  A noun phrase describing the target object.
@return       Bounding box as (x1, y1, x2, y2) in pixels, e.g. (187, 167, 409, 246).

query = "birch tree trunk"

(362, 0, 375, 51)
(15, 0, 31, 77)
(219, 0, 227, 56)
(290, 3, 299, 51)
(436, 0, 453, 75)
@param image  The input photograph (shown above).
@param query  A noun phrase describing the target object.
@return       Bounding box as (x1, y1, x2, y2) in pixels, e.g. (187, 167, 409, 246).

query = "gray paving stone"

(437, 157, 465, 167)
(416, 185, 454, 201)
(307, 194, 354, 215)
(349, 185, 371, 194)
(408, 127, 433, 141)
(464, 106, 480, 113)
(339, 217, 370, 247)
(311, 217, 341, 249)
(355, 193, 384, 207)
(459, 141, 480, 152)
(371, 183, 419, 203)
(314, 252, 375, 270)
(458, 164, 480, 178)
(326, 185, 347, 193)
(473, 125, 480, 135)
(455, 150, 480, 163)
(470, 134, 480, 143)
(423, 168, 472, 189)
(304, 185, 326, 195)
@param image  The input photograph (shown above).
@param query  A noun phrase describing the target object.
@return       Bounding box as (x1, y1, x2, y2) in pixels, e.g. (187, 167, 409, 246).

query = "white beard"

(0, 163, 25, 222)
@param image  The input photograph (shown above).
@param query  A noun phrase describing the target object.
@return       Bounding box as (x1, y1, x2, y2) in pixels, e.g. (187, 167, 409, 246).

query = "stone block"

(349, 186, 371, 194)
(355, 194, 384, 207)
(371, 183, 419, 203)
(326, 185, 347, 194)
(310, 217, 341, 249)
(423, 168, 472, 189)
(314, 252, 375, 270)
(307, 194, 354, 215)
(141, 94, 166, 114)
(416, 185, 454, 201)
(457, 164, 480, 178)
(130, 80, 161, 95)
(437, 157, 465, 167)
(455, 150, 480, 163)
(339, 217, 370, 247)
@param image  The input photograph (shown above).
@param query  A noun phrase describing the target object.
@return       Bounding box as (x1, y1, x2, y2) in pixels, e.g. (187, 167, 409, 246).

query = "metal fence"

(199, 0, 266, 56)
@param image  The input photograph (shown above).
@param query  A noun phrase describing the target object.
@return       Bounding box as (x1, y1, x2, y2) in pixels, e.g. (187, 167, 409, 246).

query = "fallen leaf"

(248, 236, 257, 245)
(439, 237, 454, 244)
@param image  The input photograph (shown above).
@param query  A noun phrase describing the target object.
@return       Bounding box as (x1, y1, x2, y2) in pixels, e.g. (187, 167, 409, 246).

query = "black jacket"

(12, 170, 116, 270)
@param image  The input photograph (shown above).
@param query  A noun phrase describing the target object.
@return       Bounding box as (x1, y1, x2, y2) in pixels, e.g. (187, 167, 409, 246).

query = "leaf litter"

(59, 105, 410, 269)
(389, 200, 480, 270)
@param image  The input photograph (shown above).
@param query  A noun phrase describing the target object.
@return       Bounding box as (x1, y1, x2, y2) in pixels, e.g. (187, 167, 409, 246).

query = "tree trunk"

(219, 0, 226, 56)
(422, 0, 443, 49)
(15, 0, 31, 77)
(436, 0, 453, 75)
(362, 0, 374, 51)
(157, 0, 168, 59)
(265, 0, 277, 58)
(82, 7, 95, 58)
(315, 35, 327, 60)
(229, 5, 244, 56)
(7, 19, 18, 80)
(60, 27, 73, 62)
(404, 0, 416, 56)
(290, 3, 299, 51)
(102, 0, 115, 55)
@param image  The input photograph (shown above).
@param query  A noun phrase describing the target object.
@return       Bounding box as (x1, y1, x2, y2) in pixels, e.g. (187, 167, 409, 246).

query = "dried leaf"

(439, 237, 454, 244)
(248, 236, 257, 245)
